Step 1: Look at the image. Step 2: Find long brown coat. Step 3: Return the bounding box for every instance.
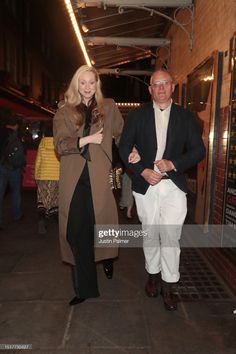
[53,98,124,265]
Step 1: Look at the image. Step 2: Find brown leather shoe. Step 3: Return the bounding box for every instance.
[161,289,178,311]
[145,273,160,297]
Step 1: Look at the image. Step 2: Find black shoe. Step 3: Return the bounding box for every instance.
[160,289,178,311]
[103,259,113,279]
[145,273,160,297]
[69,296,86,306]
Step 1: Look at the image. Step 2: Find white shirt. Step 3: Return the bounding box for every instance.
[153,100,172,173]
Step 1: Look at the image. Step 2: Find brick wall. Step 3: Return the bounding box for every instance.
[168,0,235,107]
[166,0,236,291]
[167,0,235,224]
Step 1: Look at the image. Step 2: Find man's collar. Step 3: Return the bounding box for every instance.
[153,99,172,111]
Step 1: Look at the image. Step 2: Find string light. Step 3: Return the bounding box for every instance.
[203,75,214,81]
[64,0,91,66]
[81,24,89,33]
[116,103,141,107]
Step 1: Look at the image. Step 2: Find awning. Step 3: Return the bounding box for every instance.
[0,89,54,120]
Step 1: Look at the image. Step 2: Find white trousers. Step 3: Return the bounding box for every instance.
[133,180,187,283]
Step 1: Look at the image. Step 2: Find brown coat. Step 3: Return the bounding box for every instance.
[53,98,124,264]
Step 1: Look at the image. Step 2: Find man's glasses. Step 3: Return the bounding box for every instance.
[150,80,173,88]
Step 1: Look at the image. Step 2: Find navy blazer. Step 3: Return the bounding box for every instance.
[119,102,206,194]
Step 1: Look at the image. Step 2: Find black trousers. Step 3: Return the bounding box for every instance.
[67,163,99,299]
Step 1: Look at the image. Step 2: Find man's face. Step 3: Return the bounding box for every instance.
[148,71,175,106]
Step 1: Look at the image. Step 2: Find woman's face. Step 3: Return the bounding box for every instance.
[78,71,97,104]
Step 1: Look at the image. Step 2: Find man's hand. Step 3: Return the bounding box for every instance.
[141,169,162,185]
[154,159,175,173]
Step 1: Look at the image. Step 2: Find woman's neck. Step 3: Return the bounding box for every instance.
[82,96,95,106]
[82,99,89,106]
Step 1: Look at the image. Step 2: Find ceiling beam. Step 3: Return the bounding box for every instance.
[84,36,170,46]
[77,1,192,8]
[94,52,151,67]
[91,47,145,60]
[98,68,152,76]
[84,15,154,34]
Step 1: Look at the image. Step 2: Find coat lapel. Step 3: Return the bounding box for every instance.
[163,103,177,158]
[145,103,157,155]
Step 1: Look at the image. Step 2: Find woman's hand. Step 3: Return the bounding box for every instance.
[80,127,103,147]
[128,146,141,163]
[89,127,104,144]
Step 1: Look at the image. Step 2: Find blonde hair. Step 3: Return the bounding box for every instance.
[64,65,104,125]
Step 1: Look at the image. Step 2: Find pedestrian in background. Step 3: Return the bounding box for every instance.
[119,170,134,219]
[0,115,25,229]
[34,122,60,234]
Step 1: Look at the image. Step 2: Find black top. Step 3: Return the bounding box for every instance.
[77,99,97,161]
[0,127,13,159]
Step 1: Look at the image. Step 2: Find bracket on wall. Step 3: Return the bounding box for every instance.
[117,5,194,50]
[97,68,151,86]
[75,1,195,66]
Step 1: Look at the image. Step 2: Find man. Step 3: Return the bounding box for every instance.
[0,115,24,229]
[119,69,205,311]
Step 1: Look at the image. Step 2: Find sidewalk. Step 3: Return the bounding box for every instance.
[0,190,235,354]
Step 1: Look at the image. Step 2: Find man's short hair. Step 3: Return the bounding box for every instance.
[150,69,175,85]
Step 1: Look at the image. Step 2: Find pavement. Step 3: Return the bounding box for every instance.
[0,189,236,354]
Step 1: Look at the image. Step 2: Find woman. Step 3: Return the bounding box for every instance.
[34,122,60,234]
[53,65,123,305]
